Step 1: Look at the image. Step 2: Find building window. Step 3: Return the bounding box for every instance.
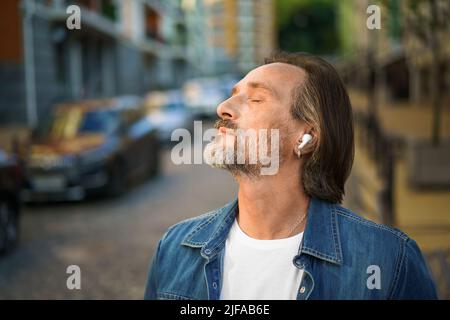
[145,7,161,41]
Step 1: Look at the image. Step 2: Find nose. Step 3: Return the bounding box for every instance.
[217,98,236,120]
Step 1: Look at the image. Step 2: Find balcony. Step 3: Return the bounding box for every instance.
[22,0,119,39]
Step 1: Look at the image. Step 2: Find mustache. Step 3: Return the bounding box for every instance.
[214,119,238,130]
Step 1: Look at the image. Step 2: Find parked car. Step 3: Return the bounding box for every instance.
[144,90,194,144]
[0,148,22,254]
[23,96,160,202]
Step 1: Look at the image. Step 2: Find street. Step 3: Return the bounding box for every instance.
[1,0,448,302]
[0,143,238,299]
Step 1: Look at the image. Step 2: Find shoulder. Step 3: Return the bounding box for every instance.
[331,203,437,298]
[161,209,219,243]
[332,203,409,243]
[157,200,235,249]
[329,203,414,271]
[331,204,437,297]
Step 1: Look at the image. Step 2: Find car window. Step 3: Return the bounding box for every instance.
[78,110,120,135]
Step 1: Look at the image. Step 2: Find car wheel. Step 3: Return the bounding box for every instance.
[0,198,19,254]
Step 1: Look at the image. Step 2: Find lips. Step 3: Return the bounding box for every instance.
[218,127,236,136]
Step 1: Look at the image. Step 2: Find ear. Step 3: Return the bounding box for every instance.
[293,127,318,158]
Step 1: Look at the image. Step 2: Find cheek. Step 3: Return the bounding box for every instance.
[240,110,274,131]
[265,102,292,128]
[271,120,297,152]
[238,101,292,131]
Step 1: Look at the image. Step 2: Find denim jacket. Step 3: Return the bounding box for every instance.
[144,197,438,300]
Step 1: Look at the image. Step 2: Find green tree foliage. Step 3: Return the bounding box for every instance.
[276,0,338,54]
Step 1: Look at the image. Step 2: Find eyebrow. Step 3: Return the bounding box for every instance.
[231,81,279,98]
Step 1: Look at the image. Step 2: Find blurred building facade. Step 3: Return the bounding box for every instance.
[0,0,276,128]
[182,0,276,74]
[338,0,450,104]
[400,0,450,105]
[337,0,450,218]
[338,0,405,101]
[0,0,192,127]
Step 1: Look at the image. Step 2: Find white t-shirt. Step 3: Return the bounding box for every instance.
[220,218,304,300]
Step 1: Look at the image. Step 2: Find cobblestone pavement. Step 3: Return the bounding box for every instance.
[0,146,238,299]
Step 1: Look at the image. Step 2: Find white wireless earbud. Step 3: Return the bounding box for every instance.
[298,133,313,150]
[296,133,313,158]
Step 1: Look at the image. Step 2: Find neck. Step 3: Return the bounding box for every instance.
[236,163,310,240]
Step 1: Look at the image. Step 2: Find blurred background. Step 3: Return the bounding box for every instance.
[0,0,449,299]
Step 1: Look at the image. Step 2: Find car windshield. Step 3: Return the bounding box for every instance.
[40,108,119,140]
[79,110,119,134]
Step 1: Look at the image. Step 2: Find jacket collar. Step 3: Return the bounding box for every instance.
[181,197,343,265]
[300,197,343,265]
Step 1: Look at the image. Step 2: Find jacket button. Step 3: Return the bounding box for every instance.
[212,282,218,289]
[299,286,306,294]
[204,249,211,255]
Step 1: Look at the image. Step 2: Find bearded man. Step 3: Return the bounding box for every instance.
[144,52,437,300]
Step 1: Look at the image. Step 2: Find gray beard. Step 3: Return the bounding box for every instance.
[203,141,271,178]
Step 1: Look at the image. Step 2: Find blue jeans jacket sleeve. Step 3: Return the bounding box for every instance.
[390,238,438,299]
[144,237,163,300]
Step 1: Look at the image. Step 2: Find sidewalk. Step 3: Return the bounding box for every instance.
[349,90,450,141]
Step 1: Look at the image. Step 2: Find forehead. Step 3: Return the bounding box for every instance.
[239,62,306,98]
